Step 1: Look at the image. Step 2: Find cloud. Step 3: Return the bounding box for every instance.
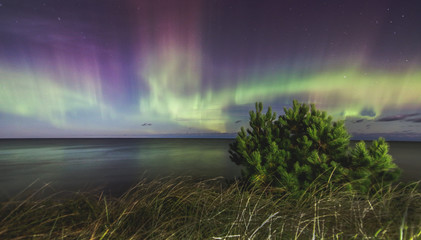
[360,108,376,117]
[350,131,421,141]
[376,113,419,122]
[406,118,421,123]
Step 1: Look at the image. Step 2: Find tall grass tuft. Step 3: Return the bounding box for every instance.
[0,177,420,239]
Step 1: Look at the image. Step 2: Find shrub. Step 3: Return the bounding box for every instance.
[229,100,401,194]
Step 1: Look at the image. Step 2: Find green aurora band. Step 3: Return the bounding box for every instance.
[1,59,421,136]
[137,65,421,133]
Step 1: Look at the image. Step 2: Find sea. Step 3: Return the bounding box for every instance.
[0,138,420,200]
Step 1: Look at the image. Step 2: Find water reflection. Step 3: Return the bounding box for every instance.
[0,139,241,198]
[0,139,420,199]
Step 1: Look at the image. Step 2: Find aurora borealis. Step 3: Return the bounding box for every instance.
[1,0,421,139]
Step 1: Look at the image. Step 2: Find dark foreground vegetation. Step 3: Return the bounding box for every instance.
[0,177,420,239]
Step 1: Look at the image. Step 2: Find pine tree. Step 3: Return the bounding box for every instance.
[229,100,401,194]
[348,138,401,192]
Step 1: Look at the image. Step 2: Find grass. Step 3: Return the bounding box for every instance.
[0,176,420,239]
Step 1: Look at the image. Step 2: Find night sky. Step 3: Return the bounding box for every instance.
[1,0,421,140]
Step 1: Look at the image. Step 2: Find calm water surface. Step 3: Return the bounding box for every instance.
[0,139,420,199]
